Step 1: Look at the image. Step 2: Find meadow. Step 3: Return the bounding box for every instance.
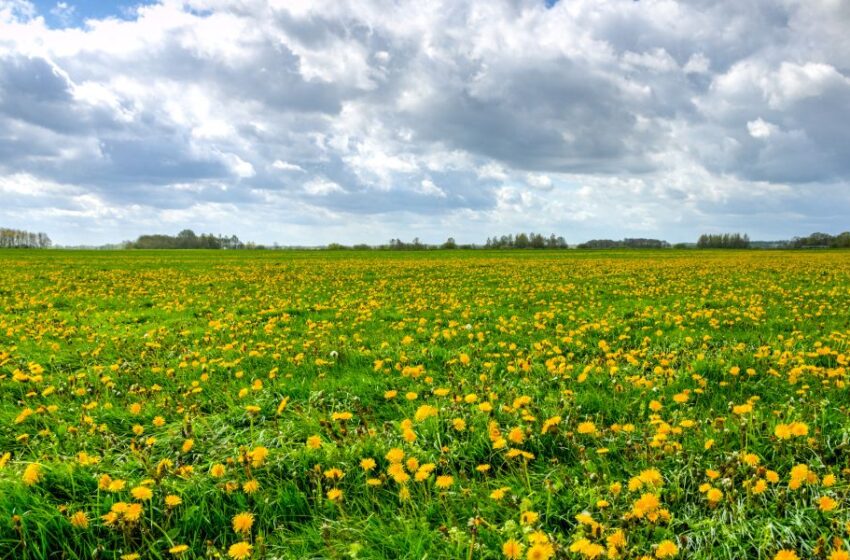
[1,249,849,560]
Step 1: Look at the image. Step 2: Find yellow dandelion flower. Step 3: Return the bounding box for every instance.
[435,475,454,489]
[502,539,523,559]
[131,486,153,501]
[228,541,253,560]
[656,540,678,558]
[22,463,41,486]
[69,511,89,529]
[232,512,254,534]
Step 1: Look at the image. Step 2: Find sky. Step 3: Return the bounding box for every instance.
[1,0,849,246]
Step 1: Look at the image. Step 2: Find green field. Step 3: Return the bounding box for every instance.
[2,249,850,560]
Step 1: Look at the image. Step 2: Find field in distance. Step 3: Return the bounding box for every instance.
[1,249,849,560]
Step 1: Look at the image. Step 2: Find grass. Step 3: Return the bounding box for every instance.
[0,249,849,559]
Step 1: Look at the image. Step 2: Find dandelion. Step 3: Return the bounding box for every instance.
[228,542,253,560]
[165,495,183,508]
[520,511,539,525]
[706,487,723,504]
[22,463,41,486]
[774,551,799,560]
[249,446,268,467]
[181,439,194,453]
[502,539,523,559]
[232,512,254,534]
[435,475,454,489]
[327,488,343,502]
[577,421,597,435]
[386,448,404,463]
[526,542,554,560]
[69,511,89,529]
[656,540,678,558]
[169,544,189,555]
[131,486,153,501]
[819,496,838,512]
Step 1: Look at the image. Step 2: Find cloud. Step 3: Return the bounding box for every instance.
[747,119,776,139]
[0,0,848,245]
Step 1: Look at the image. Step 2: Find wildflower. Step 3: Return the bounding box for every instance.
[360,458,376,471]
[633,493,660,517]
[124,503,143,522]
[541,416,561,434]
[386,448,404,463]
[169,544,189,555]
[706,487,723,504]
[743,453,759,467]
[165,495,183,508]
[577,421,597,435]
[414,405,438,422]
[520,511,539,525]
[228,542,253,560]
[502,539,523,559]
[232,512,254,534]
[327,488,343,502]
[242,479,260,494]
[774,551,799,560]
[526,542,554,560]
[69,511,89,529]
[306,435,322,449]
[249,446,268,467]
[819,496,838,512]
[22,463,41,486]
[435,475,454,489]
[508,427,525,444]
[131,486,153,501]
[656,540,678,558]
[210,464,226,478]
[490,487,509,500]
[775,424,792,439]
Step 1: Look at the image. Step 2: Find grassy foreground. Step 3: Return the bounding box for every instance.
[1,249,850,560]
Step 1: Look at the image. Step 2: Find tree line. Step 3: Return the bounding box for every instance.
[126,230,247,249]
[577,238,669,249]
[789,232,850,248]
[484,233,569,249]
[0,228,52,248]
[696,233,751,249]
[6,227,850,251]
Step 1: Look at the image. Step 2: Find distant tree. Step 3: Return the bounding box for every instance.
[513,233,527,249]
[835,232,850,248]
[0,228,52,248]
[127,231,249,249]
[697,233,750,249]
[529,233,546,249]
[441,237,458,249]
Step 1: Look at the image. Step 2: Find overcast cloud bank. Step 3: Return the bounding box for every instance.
[1,0,849,245]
